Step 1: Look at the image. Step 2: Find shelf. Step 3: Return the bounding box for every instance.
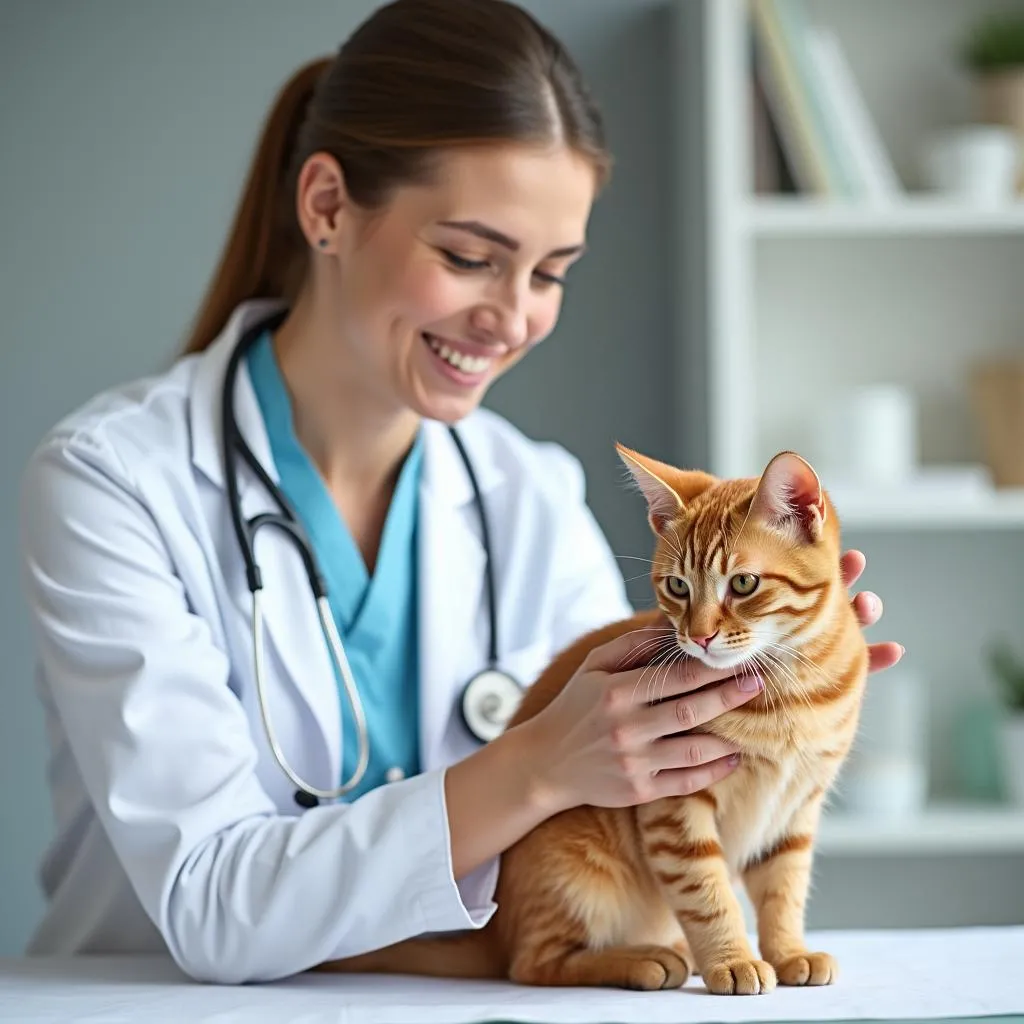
[745,198,1024,238]
[817,802,1024,856]
[828,488,1024,531]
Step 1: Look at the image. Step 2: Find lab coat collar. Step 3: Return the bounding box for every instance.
[189,297,288,495]
[187,298,507,783]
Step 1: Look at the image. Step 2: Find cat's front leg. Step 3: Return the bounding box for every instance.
[638,796,776,996]
[742,791,836,986]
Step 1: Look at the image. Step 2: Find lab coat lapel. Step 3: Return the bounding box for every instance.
[417,420,501,770]
[190,301,341,787]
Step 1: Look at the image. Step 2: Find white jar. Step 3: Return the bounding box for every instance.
[922,125,1021,205]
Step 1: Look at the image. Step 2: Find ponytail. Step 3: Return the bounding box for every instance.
[182,57,331,354]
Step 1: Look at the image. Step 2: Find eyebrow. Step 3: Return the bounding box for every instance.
[437,220,586,258]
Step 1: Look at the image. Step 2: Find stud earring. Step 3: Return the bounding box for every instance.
[317,238,329,249]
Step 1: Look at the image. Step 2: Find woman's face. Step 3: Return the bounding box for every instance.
[318,143,598,424]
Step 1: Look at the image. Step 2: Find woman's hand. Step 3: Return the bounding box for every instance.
[519,629,761,817]
[840,549,904,673]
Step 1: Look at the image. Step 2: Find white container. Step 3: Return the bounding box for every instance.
[839,667,929,818]
[840,759,928,819]
[922,125,1021,205]
[999,715,1024,807]
[822,385,918,484]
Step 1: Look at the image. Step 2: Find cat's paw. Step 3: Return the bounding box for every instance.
[620,944,691,990]
[704,957,777,995]
[774,951,838,986]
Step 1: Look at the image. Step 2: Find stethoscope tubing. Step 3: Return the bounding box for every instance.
[221,313,514,807]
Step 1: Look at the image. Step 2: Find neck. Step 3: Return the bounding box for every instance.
[271,295,421,502]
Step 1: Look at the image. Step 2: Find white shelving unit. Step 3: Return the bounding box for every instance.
[671,0,1024,924]
[819,802,1024,856]
[747,198,1024,237]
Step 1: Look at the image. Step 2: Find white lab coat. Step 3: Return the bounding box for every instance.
[18,299,633,984]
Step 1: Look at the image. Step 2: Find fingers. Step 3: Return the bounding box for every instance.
[614,657,740,707]
[651,733,740,773]
[853,590,882,628]
[867,641,905,674]
[652,753,741,800]
[638,673,764,741]
[839,549,866,589]
[583,619,676,674]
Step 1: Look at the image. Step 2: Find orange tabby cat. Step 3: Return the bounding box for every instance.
[321,445,869,995]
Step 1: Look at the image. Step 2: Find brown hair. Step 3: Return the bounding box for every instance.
[182,0,609,354]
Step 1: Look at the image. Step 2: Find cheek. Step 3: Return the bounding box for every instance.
[398,264,473,324]
[528,293,564,345]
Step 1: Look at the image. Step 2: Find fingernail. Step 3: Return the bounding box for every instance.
[738,673,763,692]
[728,753,741,766]
[866,595,879,614]
[899,645,906,657]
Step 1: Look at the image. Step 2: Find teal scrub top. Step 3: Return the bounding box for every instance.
[246,331,422,801]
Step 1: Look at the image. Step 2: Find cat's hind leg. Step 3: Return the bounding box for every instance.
[503,848,690,990]
[510,942,689,991]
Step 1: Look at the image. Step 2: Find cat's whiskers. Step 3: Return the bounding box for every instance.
[737,637,818,712]
[761,642,834,698]
[753,646,815,715]
[638,641,683,706]
[743,652,781,720]
[626,636,679,705]
[654,645,686,706]
[743,629,838,692]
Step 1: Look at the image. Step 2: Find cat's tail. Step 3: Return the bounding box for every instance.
[313,929,504,980]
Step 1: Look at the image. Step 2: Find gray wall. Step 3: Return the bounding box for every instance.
[0,1,677,954]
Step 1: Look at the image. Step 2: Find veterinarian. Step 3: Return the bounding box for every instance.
[18,0,901,985]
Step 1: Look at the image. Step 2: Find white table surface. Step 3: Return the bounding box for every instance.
[1,927,1022,1024]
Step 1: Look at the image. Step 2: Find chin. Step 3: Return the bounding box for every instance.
[691,648,750,671]
[415,396,483,426]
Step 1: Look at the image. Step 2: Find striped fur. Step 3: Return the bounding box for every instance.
[319,449,868,995]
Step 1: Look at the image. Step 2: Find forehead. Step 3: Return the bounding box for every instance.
[390,143,597,248]
[657,489,764,574]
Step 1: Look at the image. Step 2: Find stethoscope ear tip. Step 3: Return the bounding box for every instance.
[294,789,320,809]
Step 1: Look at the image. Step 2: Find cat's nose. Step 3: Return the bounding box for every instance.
[690,631,719,650]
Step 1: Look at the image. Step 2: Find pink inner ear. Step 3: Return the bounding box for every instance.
[751,452,825,535]
[631,468,681,533]
[616,444,684,534]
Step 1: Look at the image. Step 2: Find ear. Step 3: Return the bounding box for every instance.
[616,443,685,535]
[296,152,349,252]
[748,451,826,542]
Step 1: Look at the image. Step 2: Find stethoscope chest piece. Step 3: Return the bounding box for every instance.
[461,668,524,743]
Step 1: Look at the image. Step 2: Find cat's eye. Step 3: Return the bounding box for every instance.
[665,576,689,599]
[730,573,760,596]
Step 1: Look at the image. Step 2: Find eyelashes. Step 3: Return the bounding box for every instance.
[438,248,566,286]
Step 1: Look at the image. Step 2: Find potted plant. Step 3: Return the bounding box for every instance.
[988,638,1024,805]
[962,15,1024,159]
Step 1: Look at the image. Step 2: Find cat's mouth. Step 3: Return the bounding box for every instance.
[689,648,748,671]
[679,636,759,672]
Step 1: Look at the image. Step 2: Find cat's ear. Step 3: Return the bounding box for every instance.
[748,451,826,542]
[616,443,686,535]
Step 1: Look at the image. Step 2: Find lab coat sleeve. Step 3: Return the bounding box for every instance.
[19,436,495,984]
[546,447,636,650]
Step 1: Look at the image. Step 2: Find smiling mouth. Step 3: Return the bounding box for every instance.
[422,332,495,377]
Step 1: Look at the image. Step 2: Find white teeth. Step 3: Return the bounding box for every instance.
[426,334,492,375]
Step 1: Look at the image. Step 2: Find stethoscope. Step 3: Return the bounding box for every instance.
[222,312,524,808]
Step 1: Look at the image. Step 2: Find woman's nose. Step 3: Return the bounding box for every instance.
[472,290,530,350]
